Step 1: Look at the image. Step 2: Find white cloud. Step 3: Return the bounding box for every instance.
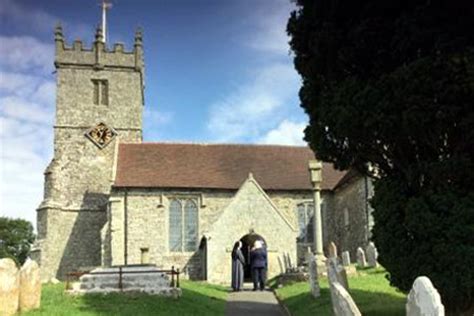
[207,63,300,142]
[144,108,173,126]
[259,120,306,146]
[0,0,57,34]
[244,0,295,56]
[0,36,54,73]
[0,35,55,228]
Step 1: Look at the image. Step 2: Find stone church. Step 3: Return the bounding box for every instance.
[33,26,374,283]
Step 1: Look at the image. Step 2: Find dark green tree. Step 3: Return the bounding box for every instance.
[287,0,474,313]
[0,217,35,266]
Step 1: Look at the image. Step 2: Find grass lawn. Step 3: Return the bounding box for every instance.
[274,267,406,316]
[22,280,228,316]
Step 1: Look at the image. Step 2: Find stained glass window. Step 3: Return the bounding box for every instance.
[169,199,182,252]
[169,198,199,252]
[296,202,315,243]
[184,200,198,251]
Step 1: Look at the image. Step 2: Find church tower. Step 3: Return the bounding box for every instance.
[34,24,144,280]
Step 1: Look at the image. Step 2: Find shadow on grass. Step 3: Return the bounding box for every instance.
[276,283,405,316]
[81,282,227,316]
[23,282,228,316]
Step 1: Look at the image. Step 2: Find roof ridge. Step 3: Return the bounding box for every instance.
[119,141,310,149]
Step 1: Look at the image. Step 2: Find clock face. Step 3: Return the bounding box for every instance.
[85,122,117,149]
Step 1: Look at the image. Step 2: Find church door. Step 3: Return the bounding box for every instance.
[239,232,267,282]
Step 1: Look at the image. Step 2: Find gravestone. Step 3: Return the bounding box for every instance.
[406,276,445,316]
[356,247,367,268]
[19,258,41,312]
[0,258,20,316]
[327,257,348,291]
[328,241,338,258]
[308,256,320,298]
[342,251,351,266]
[330,281,362,316]
[366,242,378,268]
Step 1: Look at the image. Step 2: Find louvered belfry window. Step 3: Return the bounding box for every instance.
[169,198,199,252]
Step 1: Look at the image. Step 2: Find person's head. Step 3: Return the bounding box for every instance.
[253,240,263,249]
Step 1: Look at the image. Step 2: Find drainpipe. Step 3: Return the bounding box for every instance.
[124,189,128,265]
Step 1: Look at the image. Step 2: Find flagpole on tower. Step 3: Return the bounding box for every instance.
[100,0,112,43]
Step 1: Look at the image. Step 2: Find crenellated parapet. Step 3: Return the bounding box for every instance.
[54,24,144,74]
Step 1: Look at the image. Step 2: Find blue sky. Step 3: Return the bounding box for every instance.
[0,0,307,226]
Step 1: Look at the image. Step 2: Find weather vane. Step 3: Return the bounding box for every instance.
[100,0,112,43]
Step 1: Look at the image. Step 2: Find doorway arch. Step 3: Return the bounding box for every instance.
[239,232,266,281]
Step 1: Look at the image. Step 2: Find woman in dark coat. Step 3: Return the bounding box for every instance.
[231,241,245,291]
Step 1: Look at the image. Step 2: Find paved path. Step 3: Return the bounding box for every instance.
[225,284,286,316]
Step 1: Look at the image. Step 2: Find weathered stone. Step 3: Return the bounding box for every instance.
[366,242,378,268]
[356,247,367,268]
[328,241,338,258]
[406,276,445,316]
[19,259,41,312]
[71,265,181,297]
[330,281,362,316]
[327,257,348,291]
[34,22,375,285]
[0,258,20,316]
[342,251,351,266]
[308,256,320,298]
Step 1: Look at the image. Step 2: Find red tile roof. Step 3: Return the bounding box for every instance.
[114,143,347,191]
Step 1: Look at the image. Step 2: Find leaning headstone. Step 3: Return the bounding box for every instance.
[308,256,320,298]
[330,281,362,316]
[0,258,20,316]
[406,276,445,316]
[327,257,349,291]
[356,247,367,268]
[366,242,378,268]
[328,241,338,258]
[19,258,41,312]
[342,251,351,266]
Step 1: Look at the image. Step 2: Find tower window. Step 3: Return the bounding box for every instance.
[92,79,109,105]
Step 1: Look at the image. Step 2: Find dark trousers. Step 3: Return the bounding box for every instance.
[252,267,266,290]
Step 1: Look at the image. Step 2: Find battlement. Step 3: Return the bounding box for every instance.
[54,24,144,72]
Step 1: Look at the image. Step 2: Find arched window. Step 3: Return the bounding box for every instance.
[296,202,314,243]
[184,200,198,251]
[169,198,199,252]
[169,199,182,252]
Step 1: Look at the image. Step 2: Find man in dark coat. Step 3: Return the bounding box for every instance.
[250,240,267,291]
[231,241,245,291]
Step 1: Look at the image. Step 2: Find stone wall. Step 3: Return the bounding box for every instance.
[105,182,314,283]
[35,27,144,281]
[329,176,372,258]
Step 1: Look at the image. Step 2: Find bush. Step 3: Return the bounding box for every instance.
[372,178,474,313]
[0,217,35,265]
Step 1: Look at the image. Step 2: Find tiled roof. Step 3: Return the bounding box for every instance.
[114,143,347,191]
